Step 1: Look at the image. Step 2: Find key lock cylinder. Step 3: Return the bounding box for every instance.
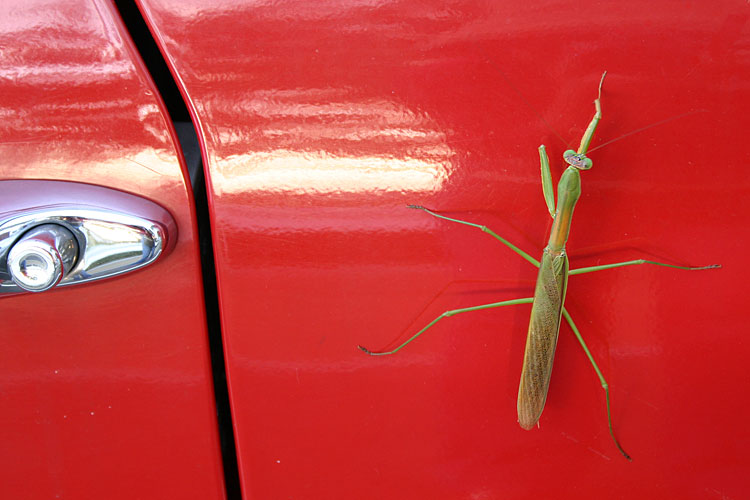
[7,224,80,292]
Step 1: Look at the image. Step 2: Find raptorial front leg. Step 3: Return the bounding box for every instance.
[407,205,540,268]
[569,259,720,276]
[561,308,631,461]
[538,145,556,219]
[358,297,534,356]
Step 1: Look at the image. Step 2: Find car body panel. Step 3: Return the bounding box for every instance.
[139,0,749,498]
[8,0,748,498]
[0,1,225,498]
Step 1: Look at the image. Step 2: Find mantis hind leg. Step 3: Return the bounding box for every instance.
[359,297,534,355]
[561,308,631,461]
[407,205,540,268]
[569,259,720,275]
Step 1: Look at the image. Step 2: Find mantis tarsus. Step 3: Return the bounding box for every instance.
[358,72,720,461]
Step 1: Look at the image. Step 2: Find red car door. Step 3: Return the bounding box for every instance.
[5,0,750,498]
[0,1,225,498]
[136,1,750,498]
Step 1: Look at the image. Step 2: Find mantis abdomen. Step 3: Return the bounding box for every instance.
[517,249,569,429]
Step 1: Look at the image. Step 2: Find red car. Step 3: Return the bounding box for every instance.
[2,1,747,498]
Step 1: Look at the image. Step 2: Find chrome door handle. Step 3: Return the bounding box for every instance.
[0,180,176,295]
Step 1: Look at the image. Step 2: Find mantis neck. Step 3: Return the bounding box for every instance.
[547,167,582,254]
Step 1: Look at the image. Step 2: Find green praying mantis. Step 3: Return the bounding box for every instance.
[359,72,720,460]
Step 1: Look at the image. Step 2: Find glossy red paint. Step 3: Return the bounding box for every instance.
[0,1,225,498]
[140,1,749,498]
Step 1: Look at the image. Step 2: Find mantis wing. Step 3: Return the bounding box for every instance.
[517,250,569,429]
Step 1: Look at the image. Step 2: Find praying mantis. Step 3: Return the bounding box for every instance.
[358,72,720,460]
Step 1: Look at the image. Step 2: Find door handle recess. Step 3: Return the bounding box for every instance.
[0,180,177,295]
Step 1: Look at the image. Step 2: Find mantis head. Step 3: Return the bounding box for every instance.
[563,149,593,170]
